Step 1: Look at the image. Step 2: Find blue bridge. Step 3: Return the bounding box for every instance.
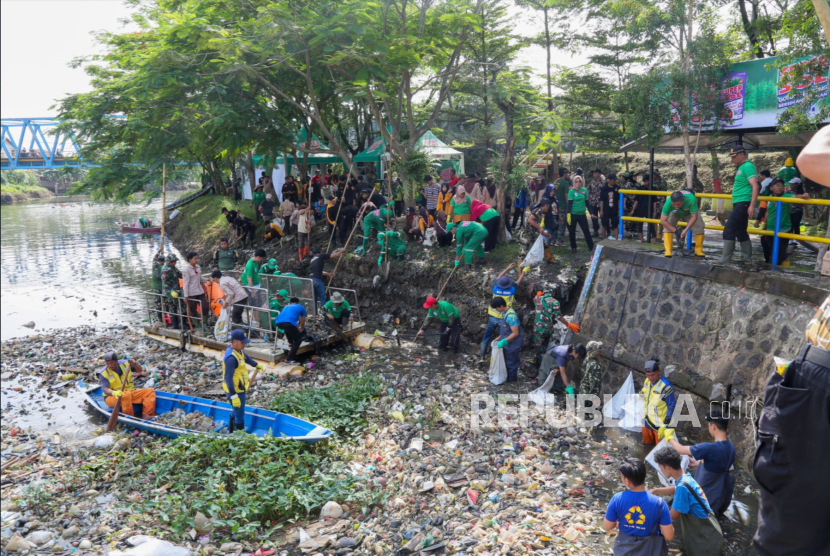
[2,117,82,170]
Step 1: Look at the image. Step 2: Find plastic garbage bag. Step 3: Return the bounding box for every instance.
[520,235,546,267]
[489,341,507,385]
[602,371,643,432]
[505,228,513,241]
[528,370,556,406]
[214,308,230,342]
[423,227,436,247]
[645,439,690,486]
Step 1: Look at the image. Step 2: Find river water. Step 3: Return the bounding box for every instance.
[0,193,185,342]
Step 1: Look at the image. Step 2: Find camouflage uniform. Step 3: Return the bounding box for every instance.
[531,293,561,363]
[161,259,182,323]
[580,341,604,396]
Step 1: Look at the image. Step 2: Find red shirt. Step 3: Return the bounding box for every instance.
[448,176,459,188]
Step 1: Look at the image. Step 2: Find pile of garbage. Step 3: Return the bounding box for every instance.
[1,325,759,556]
[153,409,218,432]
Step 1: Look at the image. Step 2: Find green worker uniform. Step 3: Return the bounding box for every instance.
[323,299,351,319]
[379,231,407,260]
[479,207,499,222]
[661,190,704,234]
[777,165,797,184]
[455,221,488,265]
[427,301,460,323]
[732,160,758,204]
[361,208,388,251]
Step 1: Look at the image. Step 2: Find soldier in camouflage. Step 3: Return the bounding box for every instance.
[580,341,604,397]
[530,291,580,366]
[161,254,183,329]
[151,253,165,323]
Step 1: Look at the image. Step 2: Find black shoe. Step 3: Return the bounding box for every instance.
[572,248,577,254]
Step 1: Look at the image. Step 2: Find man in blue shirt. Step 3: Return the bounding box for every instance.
[653,446,723,556]
[222,330,263,433]
[603,457,674,553]
[669,408,736,517]
[274,297,307,363]
[479,264,525,363]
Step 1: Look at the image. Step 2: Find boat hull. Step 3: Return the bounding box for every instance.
[121,226,161,233]
[77,381,332,442]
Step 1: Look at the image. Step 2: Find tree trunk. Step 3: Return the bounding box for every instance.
[496,100,515,241]
[544,7,553,112]
[682,0,695,191]
[737,0,764,59]
[245,153,257,200]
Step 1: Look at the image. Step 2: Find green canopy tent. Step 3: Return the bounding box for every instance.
[274,129,344,172]
[353,130,465,181]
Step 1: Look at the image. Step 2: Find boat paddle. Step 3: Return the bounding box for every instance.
[105,391,124,433]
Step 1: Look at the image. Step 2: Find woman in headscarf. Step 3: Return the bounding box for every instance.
[447,187,472,224]
[580,341,604,396]
[471,200,501,253]
[481,176,498,207]
[434,210,452,247]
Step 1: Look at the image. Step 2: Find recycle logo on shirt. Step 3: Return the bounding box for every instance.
[625,506,647,525]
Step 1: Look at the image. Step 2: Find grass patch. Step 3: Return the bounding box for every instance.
[168,194,257,253]
[269,374,383,436]
[115,435,370,538]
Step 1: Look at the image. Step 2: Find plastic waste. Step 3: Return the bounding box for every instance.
[214,308,230,342]
[602,371,643,432]
[645,439,690,486]
[520,235,546,267]
[488,341,507,385]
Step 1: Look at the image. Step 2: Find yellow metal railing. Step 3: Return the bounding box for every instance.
[614,190,830,265]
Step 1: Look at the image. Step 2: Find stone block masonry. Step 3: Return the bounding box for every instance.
[574,245,828,466]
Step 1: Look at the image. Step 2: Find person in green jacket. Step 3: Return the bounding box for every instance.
[777,157,797,183]
[719,145,760,264]
[357,205,390,255]
[252,183,266,221]
[416,296,462,353]
[259,258,280,275]
[213,239,239,271]
[449,220,488,267]
[566,175,594,253]
[478,205,501,252]
[660,190,704,258]
[377,231,407,265]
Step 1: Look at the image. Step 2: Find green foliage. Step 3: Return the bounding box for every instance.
[269,374,382,436]
[743,77,779,112]
[120,435,369,537]
[1,170,37,187]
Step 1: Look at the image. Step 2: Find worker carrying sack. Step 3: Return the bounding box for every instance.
[676,482,724,556]
[214,308,230,342]
[489,341,507,385]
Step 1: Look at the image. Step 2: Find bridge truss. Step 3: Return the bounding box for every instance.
[1,117,82,170]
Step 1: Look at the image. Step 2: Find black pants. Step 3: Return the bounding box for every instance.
[761,233,790,264]
[510,206,525,230]
[340,216,356,244]
[724,201,750,242]
[278,322,304,362]
[482,216,500,252]
[327,222,337,245]
[790,210,803,237]
[436,231,452,247]
[239,227,255,248]
[231,297,247,324]
[437,319,462,352]
[394,200,404,217]
[328,309,351,325]
[568,214,594,251]
[587,203,600,233]
[753,343,830,556]
[601,212,619,234]
[186,294,210,325]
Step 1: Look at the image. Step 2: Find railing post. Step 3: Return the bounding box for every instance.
[772,199,782,267]
[618,192,624,240]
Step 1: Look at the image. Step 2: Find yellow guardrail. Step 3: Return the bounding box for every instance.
[614,190,830,264]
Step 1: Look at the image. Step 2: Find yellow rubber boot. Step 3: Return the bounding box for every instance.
[663,233,673,257]
[694,234,705,257]
[781,260,791,267]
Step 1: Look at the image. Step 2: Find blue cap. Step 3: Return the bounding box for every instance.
[230,329,250,344]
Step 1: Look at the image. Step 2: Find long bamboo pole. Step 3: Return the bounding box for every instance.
[325,204,369,293]
[160,163,167,255]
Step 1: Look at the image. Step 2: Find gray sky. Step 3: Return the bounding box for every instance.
[0,0,586,119]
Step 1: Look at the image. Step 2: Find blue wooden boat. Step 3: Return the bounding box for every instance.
[77,381,333,443]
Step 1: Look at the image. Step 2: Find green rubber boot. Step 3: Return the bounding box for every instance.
[718,240,736,263]
[738,241,753,264]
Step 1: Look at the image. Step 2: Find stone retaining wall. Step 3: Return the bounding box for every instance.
[574,246,827,467]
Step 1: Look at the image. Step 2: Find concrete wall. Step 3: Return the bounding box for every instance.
[575,246,828,467]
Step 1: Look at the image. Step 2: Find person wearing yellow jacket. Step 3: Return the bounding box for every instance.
[222,329,264,433]
[641,359,677,445]
[98,351,156,419]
